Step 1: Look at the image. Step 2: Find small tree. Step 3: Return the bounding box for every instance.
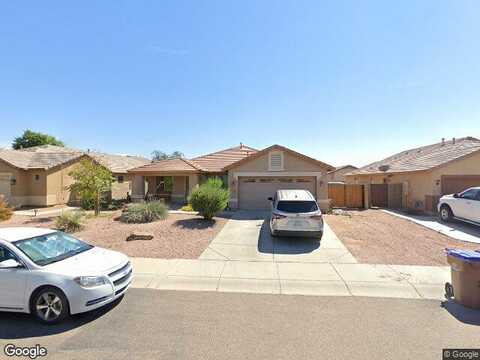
[151,150,184,161]
[0,196,13,222]
[68,159,114,216]
[190,178,229,220]
[13,129,64,149]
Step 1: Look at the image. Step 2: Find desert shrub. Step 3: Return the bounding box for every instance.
[119,201,168,223]
[0,197,13,222]
[180,204,194,212]
[189,178,229,220]
[102,198,127,211]
[55,211,85,233]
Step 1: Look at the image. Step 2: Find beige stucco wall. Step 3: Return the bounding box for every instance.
[346,172,433,210]
[227,150,330,209]
[346,151,480,211]
[45,160,82,206]
[430,151,480,195]
[111,173,134,200]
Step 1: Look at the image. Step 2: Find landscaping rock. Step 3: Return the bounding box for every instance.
[126,232,154,241]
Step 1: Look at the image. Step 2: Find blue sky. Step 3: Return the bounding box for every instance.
[0,1,479,167]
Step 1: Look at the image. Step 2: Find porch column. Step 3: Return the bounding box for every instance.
[131,175,147,201]
[187,174,199,198]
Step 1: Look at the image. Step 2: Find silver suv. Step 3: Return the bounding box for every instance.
[268,189,323,239]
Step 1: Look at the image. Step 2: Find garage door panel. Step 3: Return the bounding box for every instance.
[441,175,480,195]
[238,177,316,210]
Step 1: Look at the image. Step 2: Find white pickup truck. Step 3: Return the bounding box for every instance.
[438,187,480,225]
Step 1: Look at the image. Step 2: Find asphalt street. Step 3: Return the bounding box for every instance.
[1,289,480,360]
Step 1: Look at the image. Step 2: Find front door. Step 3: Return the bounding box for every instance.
[0,246,28,310]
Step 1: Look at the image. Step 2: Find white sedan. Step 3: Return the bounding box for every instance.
[0,227,132,324]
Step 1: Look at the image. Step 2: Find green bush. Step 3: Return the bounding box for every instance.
[119,201,168,223]
[55,211,85,233]
[80,195,96,210]
[190,178,229,220]
[0,198,13,222]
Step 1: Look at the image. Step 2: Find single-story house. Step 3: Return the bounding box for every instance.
[325,165,358,183]
[129,144,335,210]
[345,137,480,212]
[0,145,149,207]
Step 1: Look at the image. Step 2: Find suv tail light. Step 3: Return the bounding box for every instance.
[272,213,286,219]
[310,215,323,220]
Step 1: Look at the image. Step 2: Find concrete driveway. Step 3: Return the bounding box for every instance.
[383,209,480,244]
[200,210,357,263]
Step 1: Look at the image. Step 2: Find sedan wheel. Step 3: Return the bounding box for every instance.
[440,207,452,222]
[32,288,69,324]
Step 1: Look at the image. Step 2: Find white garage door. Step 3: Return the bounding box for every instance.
[0,174,11,203]
[238,177,316,210]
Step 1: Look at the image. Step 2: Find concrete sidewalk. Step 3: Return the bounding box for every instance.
[130,257,450,300]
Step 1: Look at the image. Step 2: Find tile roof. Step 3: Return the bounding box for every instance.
[191,145,258,172]
[0,145,149,172]
[128,158,200,173]
[0,149,84,170]
[88,153,150,173]
[223,144,335,171]
[349,137,480,175]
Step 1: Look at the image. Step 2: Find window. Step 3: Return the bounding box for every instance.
[269,151,284,171]
[460,188,480,201]
[117,175,125,183]
[0,246,18,263]
[276,201,318,213]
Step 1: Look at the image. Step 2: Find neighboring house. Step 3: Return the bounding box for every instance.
[326,165,358,183]
[129,144,335,210]
[345,137,480,212]
[0,145,149,207]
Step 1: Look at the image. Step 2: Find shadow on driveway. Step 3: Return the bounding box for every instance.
[441,299,480,326]
[0,296,123,340]
[258,219,320,255]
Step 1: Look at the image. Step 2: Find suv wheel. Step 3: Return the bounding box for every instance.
[31,287,69,324]
[439,205,453,222]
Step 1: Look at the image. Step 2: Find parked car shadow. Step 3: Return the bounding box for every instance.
[173,218,217,229]
[441,299,480,326]
[0,296,123,340]
[258,220,320,254]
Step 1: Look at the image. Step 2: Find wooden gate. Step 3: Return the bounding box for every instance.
[328,183,364,208]
[387,183,403,208]
[328,183,346,207]
[345,184,364,208]
[370,184,388,208]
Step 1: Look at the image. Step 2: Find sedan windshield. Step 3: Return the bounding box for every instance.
[276,201,318,213]
[13,232,93,266]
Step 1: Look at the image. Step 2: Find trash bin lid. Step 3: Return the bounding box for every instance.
[447,249,480,262]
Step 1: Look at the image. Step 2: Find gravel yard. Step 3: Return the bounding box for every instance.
[325,209,479,266]
[0,212,229,259]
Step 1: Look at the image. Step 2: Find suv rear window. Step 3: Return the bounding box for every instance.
[276,201,318,213]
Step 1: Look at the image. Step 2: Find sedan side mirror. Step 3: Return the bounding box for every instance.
[453,193,459,198]
[267,197,273,201]
[0,259,22,269]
